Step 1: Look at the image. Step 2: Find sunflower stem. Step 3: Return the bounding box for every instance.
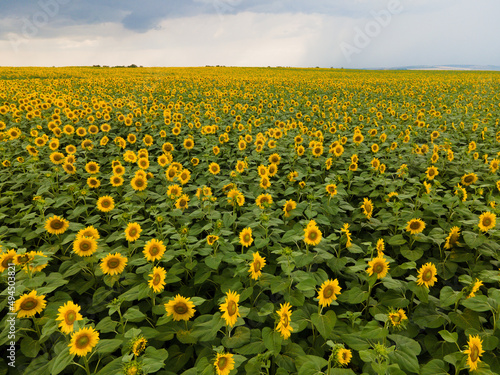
[83,355,91,375]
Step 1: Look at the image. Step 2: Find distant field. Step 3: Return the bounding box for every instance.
[1,67,500,374]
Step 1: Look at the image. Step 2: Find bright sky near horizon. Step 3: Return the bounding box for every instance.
[1,0,499,69]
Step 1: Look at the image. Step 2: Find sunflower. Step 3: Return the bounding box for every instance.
[406,218,425,235]
[14,290,46,318]
[239,227,253,247]
[425,166,438,180]
[87,177,101,189]
[69,326,100,356]
[100,253,127,275]
[183,138,194,150]
[96,195,115,212]
[110,175,124,187]
[464,335,484,371]
[49,152,65,165]
[443,226,460,249]
[304,222,322,246]
[214,352,235,375]
[165,295,196,321]
[249,252,266,280]
[337,348,352,366]
[56,301,83,334]
[468,279,483,299]
[366,256,389,279]
[257,165,268,177]
[130,336,147,357]
[148,266,166,293]
[209,162,220,175]
[255,194,273,209]
[0,249,17,272]
[73,237,98,257]
[478,212,496,232]
[461,173,478,186]
[388,309,408,327]
[63,162,76,174]
[45,215,70,235]
[137,157,150,170]
[125,222,142,242]
[207,235,219,246]
[131,175,148,191]
[178,169,191,185]
[416,262,437,288]
[259,176,271,189]
[376,238,385,256]
[85,161,100,174]
[267,163,278,177]
[175,194,190,210]
[220,290,240,327]
[276,302,293,339]
[361,198,374,219]
[326,184,337,197]
[143,239,166,262]
[113,164,125,176]
[283,199,297,217]
[269,153,281,165]
[317,279,341,307]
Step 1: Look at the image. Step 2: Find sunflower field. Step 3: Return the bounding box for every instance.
[1,66,500,375]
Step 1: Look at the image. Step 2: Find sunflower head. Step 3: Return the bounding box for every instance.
[249,252,266,280]
[165,295,196,321]
[14,290,46,318]
[220,290,240,327]
[45,215,70,235]
[100,253,127,275]
[125,222,142,242]
[214,352,235,375]
[239,227,253,248]
[366,256,389,279]
[478,212,496,232]
[417,262,437,288]
[464,335,484,371]
[69,326,100,356]
[406,218,426,235]
[57,301,83,334]
[148,266,166,293]
[317,279,341,307]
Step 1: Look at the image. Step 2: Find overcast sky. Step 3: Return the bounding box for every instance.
[0,0,499,68]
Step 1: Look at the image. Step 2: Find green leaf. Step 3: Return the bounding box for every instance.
[388,234,406,246]
[142,346,169,374]
[20,336,41,358]
[462,295,497,312]
[296,355,328,375]
[449,310,481,331]
[262,326,282,354]
[387,334,421,374]
[50,347,73,375]
[311,310,337,340]
[440,286,462,307]
[420,359,450,375]
[123,306,146,321]
[222,326,251,349]
[438,330,458,343]
[96,339,122,355]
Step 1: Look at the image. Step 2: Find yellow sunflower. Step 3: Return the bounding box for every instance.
[100,253,127,275]
[148,266,166,293]
[96,196,115,212]
[143,239,166,262]
[388,309,408,327]
[131,336,148,357]
[131,175,148,191]
[165,295,196,321]
[425,166,438,180]
[85,161,100,174]
[326,184,337,197]
[220,290,241,327]
[239,227,253,248]
[214,352,235,375]
[416,262,437,288]
[124,222,142,242]
[56,301,83,334]
[478,212,496,232]
[443,226,460,249]
[209,162,221,175]
[175,194,190,210]
[468,279,483,299]
[76,226,100,240]
[14,290,46,318]
[0,249,17,272]
[406,218,426,235]
[255,193,273,209]
[283,200,297,218]
[69,326,100,356]
[464,335,484,371]
[248,252,266,280]
[337,348,352,366]
[45,215,70,235]
[167,184,183,198]
[366,256,389,279]
[73,237,98,257]
[304,222,322,246]
[207,235,219,246]
[361,198,374,219]
[276,302,293,339]
[376,238,385,256]
[110,175,124,187]
[317,279,341,307]
[461,173,478,186]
